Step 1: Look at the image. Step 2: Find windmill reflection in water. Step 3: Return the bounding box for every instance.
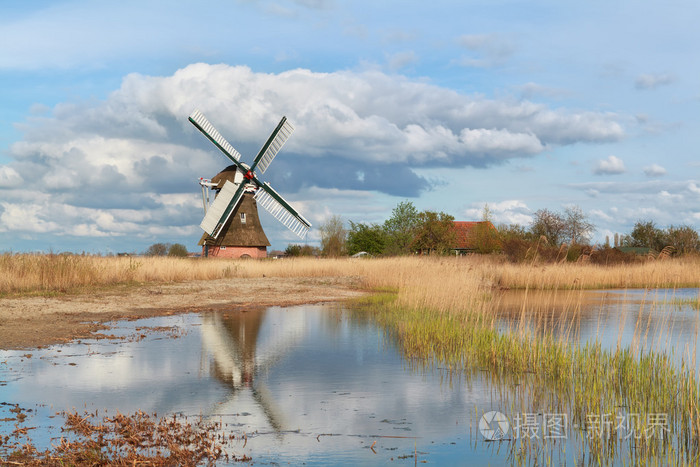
[200,309,306,433]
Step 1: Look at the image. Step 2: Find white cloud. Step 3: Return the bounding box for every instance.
[643,164,666,177]
[455,34,515,68]
[590,209,613,222]
[657,190,683,202]
[687,182,700,195]
[0,64,627,248]
[0,166,23,188]
[571,180,700,196]
[463,200,532,225]
[517,82,571,100]
[635,73,675,90]
[0,201,167,237]
[569,180,700,230]
[0,202,60,234]
[386,50,418,70]
[594,155,626,175]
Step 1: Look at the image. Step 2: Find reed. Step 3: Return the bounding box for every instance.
[4,254,699,297]
[351,258,700,465]
[358,295,700,463]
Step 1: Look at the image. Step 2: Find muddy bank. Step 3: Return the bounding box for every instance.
[0,276,364,349]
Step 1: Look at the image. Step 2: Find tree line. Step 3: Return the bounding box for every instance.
[499,211,699,261]
[287,201,700,262]
[144,242,189,257]
[286,201,457,257]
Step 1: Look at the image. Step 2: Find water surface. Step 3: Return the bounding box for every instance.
[1,304,499,465]
[2,289,698,465]
[495,287,700,365]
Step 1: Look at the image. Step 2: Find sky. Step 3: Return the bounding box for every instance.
[0,0,698,254]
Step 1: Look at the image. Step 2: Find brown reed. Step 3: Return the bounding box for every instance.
[2,253,699,297]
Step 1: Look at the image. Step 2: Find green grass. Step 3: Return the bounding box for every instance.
[356,293,700,465]
[668,297,700,310]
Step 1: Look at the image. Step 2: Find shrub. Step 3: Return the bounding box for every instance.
[589,247,641,265]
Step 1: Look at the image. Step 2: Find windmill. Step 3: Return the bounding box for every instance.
[189,110,311,258]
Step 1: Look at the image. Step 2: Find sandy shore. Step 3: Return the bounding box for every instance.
[0,276,364,350]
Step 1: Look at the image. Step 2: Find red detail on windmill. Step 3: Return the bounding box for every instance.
[244,170,254,180]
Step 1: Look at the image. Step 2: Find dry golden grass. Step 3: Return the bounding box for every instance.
[2,253,699,304]
[487,257,700,290]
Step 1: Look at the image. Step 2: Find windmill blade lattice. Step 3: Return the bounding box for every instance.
[255,183,310,239]
[189,110,243,163]
[251,117,295,174]
[200,180,246,239]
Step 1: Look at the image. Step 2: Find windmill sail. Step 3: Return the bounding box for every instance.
[190,109,311,243]
[189,110,243,163]
[254,182,310,239]
[251,117,294,174]
[200,180,246,239]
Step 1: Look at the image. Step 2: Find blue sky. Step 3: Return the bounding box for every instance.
[1,0,698,254]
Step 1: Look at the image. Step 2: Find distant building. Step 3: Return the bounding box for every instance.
[268,250,287,259]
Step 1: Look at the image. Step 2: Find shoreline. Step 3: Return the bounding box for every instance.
[0,276,364,350]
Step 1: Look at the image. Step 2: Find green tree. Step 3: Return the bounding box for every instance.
[563,205,595,245]
[319,215,347,257]
[145,243,168,256]
[347,221,386,256]
[285,244,319,256]
[412,211,456,255]
[530,209,566,246]
[665,225,700,255]
[497,223,531,241]
[624,220,665,251]
[167,243,189,257]
[285,244,303,256]
[383,201,420,255]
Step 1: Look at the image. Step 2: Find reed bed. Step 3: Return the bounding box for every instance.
[3,253,699,297]
[487,257,700,290]
[350,258,700,465]
[0,254,356,295]
[356,300,700,464]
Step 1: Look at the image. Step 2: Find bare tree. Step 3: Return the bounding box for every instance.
[319,215,347,257]
[563,205,595,245]
[145,243,169,256]
[530,209,566,245]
